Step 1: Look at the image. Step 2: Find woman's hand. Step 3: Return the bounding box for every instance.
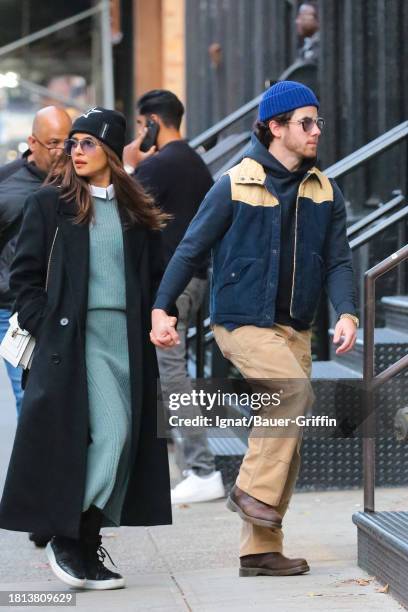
[150,308,180,349]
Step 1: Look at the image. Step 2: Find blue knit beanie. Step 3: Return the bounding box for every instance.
[259,81,319,121]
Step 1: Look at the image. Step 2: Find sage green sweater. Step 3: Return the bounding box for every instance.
[82,195,131,526]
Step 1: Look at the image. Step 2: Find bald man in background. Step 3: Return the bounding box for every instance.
[0,106,71,251]
[0,105,71,547]
[0,104,71,408]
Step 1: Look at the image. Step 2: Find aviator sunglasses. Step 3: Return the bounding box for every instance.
[64,137,102,156]
[285,116,325,132]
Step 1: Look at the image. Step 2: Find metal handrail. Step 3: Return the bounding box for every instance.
[363,243,408,512]
[213,142,251,181]
[347,193,405,239]
[189,94,263,150]
[324,121,408,179]
[349,206,408,250]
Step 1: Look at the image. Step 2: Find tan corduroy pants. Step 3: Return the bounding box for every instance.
[213,323,313,556]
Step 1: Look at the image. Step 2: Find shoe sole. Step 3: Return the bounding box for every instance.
[85,578,125,590]
[226,497,282,529]
[46,543,86,588]
[239,564,310,577]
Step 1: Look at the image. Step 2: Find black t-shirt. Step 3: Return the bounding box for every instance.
[134,140,214,277]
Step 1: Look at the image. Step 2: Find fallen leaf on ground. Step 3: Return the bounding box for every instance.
[337,577,374,586]
[376,584,389,593]
[356,578,372,586]
[308,593,323,597]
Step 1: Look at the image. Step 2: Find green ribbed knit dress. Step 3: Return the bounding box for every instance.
[82,191,131,526]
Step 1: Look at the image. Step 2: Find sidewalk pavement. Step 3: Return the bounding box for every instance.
[0,362,406,611]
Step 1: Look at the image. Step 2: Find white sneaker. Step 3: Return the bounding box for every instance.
[171,470,225,504]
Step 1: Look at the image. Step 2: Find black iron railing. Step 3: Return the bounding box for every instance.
[362,243,408,512]
[347,192,404,240]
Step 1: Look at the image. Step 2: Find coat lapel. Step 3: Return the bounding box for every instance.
[57,196,89,336]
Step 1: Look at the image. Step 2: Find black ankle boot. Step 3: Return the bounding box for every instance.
[46,536,86,588]
[80,506,125,590]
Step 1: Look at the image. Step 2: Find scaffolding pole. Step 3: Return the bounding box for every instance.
[100,0,115,108]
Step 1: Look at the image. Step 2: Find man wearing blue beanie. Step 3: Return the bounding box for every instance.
[151,80,358,576]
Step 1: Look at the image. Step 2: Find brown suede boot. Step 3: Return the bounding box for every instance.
[226,485,282,528]
[240,552,310,576]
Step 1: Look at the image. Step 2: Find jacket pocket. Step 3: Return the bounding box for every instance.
[215,257,263,316]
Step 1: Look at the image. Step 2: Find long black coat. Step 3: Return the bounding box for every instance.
[0,186,172,538]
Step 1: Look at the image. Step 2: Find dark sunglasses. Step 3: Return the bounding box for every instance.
[63,137,101,156]
[286,117,325,132]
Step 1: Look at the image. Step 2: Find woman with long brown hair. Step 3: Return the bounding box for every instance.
[0,108,175,590]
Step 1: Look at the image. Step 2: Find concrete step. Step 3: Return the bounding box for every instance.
[312,360,361,379]
[381,295,408,331]
[353,511,408,608]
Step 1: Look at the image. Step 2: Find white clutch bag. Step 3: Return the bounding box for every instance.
[0,226,59,370]
[0,312,36,369]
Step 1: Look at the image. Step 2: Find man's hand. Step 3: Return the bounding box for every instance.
[123,127,156,169]
[333,317,357,355]
[150,308,180,349]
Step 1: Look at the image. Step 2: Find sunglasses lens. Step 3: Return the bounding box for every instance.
[82,139,97,154]
[317,118,325,130]
[302,118,314,132]
[64,139,75,155]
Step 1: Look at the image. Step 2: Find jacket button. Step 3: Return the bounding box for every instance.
[51,353,61,365]
[60,317,69,326]
[231,272,236,277]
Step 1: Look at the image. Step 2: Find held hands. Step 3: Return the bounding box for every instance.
[150,309,180,349]
[333,317,357,355]
[123,127,156,169]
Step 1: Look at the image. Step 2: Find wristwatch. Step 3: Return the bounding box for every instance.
[339,313,359,327]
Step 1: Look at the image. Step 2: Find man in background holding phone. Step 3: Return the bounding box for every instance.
[123,89,225,504]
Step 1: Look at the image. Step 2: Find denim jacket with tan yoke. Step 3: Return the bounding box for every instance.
[154,151,357,329]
